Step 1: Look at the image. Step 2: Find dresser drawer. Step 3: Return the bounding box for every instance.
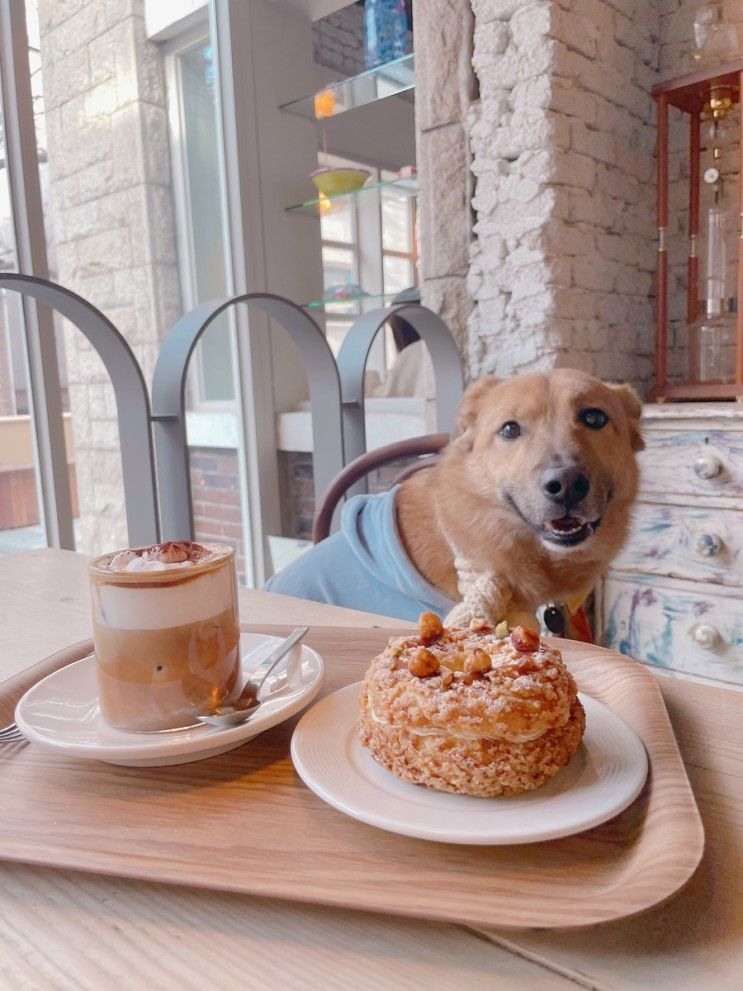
[638,429,743,500]
[600,574,743,684]
[614,502,743,586]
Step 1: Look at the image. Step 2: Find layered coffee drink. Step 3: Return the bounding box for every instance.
[89,541,240,731]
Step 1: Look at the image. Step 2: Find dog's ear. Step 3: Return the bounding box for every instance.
[607,383,644,452]
[456,376,500,433]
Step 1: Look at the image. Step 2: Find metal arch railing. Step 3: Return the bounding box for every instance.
[335,303,465,482]
[0,273,159,547]
[0,277,463,550]
[151,292,344,541]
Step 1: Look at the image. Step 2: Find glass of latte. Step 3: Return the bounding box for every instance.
[89,541,241,732]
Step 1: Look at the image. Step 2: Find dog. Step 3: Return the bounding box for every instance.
[265,369,644,629]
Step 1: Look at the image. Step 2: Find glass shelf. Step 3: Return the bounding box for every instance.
[286,175,417,216]
[280,53,415,120]
[304,289,421,314]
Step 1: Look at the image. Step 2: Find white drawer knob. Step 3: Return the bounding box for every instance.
[695,532,724,556]
[693,453,723,480]
[691,624,721,650]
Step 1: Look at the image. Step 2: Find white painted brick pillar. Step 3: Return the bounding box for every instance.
[415,0,661,392]
[413,0,476,352]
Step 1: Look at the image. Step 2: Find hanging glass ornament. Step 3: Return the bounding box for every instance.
[693,1,743,65]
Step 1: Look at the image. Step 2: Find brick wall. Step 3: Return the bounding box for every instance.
[278,450,427,541]
[313,3,366,76]
[0,463,78,530]
[189,447,246,583]
[279,451,315,541]
[191,448,321,554]
[313,3,413,77]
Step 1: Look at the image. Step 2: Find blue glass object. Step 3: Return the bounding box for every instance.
[364,0,410,70]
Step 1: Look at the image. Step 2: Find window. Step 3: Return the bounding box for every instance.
[317,152,361,355]
[0,0,74,554]
[381,168,417,297]
[317,154,419,369]
[166,35,234,408]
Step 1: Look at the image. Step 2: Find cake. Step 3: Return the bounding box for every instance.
[358,613,585,797]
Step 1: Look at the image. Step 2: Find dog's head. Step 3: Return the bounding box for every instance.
[453,369,643,553]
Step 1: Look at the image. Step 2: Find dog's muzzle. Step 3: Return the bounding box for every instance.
[507,494,604,548]
[542,513,602,547]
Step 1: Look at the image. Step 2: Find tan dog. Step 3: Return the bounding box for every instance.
[396,369,644,630]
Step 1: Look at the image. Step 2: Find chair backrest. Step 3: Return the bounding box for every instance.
[312,433,450,543]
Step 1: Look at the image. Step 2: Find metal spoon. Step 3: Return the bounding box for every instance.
[197,626,308,729]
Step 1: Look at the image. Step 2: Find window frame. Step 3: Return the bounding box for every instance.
[163,25,236,414]
[0,0,74,548]
[316,150,362,353]
[316,153,419,374]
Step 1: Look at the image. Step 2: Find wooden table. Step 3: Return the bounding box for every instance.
[1,550,741,990]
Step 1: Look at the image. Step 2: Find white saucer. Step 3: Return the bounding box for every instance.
[16,633,324,767]
[291,684,648,845]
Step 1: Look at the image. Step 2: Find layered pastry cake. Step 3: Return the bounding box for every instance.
[359,613,585,796]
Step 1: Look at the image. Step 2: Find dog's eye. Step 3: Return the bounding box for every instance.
[579,408,609,430]
[498,421,521,440]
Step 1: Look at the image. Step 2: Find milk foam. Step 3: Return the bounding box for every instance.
[94,563,234,630]
[108,541,219,573]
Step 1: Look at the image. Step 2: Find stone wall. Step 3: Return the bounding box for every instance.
[413,0,476,351]
[415,0,662,393]
[540,0,659,387]
[38,0,182,554]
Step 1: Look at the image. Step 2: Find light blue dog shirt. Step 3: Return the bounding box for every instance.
[264,487,457,622]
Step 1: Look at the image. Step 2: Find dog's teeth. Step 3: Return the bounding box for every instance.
[546,518,587,536]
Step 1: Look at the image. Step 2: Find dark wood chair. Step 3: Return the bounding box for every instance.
[312,433,450,543]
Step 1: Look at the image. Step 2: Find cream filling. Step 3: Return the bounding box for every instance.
[369,704,548,744]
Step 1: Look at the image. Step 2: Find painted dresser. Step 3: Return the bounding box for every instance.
[597,403,743,686]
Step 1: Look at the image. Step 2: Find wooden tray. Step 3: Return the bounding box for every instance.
[0,626,704,930]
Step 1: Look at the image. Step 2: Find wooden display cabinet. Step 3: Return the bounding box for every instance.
[652,60,743,401]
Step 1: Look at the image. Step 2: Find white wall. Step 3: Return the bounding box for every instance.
[308,0,355,20]
[245,0,325,411]
[145,0,208,40]
[145,0,351,39]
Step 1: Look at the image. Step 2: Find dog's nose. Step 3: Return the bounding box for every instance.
[540,466,591,506]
